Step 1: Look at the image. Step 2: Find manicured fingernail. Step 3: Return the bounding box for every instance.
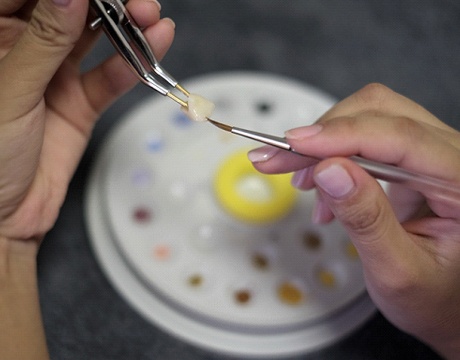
[312,196,327,224]
[285,124,323,140]
[291,168,309,189]
[247,146,280,163]
[314,164,355,199]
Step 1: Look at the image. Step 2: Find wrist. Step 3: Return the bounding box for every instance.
[0,236,49,360]
[0,236,38,285]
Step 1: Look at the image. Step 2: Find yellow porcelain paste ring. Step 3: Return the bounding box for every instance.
[213,149,298,224]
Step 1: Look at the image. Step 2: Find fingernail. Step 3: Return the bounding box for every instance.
[247,146,280,163]
[285,124,323,140]
[314,164,355,199]
[151,0,162,10]
[291,168,309,189]
[312,196,327,224]
[163,17,176,29]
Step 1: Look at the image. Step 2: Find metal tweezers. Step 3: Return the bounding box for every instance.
[88,0,460,203]
[89,0,189,107]
[208,119,460,203]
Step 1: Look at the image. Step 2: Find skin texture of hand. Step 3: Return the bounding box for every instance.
[0,0,174,240]
[249,84,460,359]
[0,0,174,358]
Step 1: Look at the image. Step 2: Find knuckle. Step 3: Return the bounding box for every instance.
[28,11,70,49]
[397,116,425,139]
[372,261,420,298]
[391,116,427,151]
[355,83,393,110]
[341,196,389,240]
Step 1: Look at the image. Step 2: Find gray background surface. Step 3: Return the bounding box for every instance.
[38,0,460,358]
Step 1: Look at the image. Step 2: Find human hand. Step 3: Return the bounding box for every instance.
[0,1,174,358]
[0,0,174,244]
[248,84,460,359]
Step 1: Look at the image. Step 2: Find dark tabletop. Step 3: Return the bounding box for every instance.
[37,0,460,359]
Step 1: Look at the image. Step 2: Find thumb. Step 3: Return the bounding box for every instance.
[0,0,88,116]
[313,158,413,272]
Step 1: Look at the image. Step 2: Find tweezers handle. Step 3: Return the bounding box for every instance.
[89,0,172,95]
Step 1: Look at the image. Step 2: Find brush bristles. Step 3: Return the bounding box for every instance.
[207,118,233,132]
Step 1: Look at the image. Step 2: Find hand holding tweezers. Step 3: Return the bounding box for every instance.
[208,119,460,204]
[89,0,189,107]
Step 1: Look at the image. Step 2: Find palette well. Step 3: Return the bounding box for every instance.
[85,72,375,358]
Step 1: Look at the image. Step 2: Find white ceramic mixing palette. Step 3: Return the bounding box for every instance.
[85,72,376,358]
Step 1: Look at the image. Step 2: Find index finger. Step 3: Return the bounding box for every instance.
[1,0,35,18]
[0,0,23,14]
[319,83,454,131]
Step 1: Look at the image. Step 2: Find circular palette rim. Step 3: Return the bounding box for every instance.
[84,71,376,357]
